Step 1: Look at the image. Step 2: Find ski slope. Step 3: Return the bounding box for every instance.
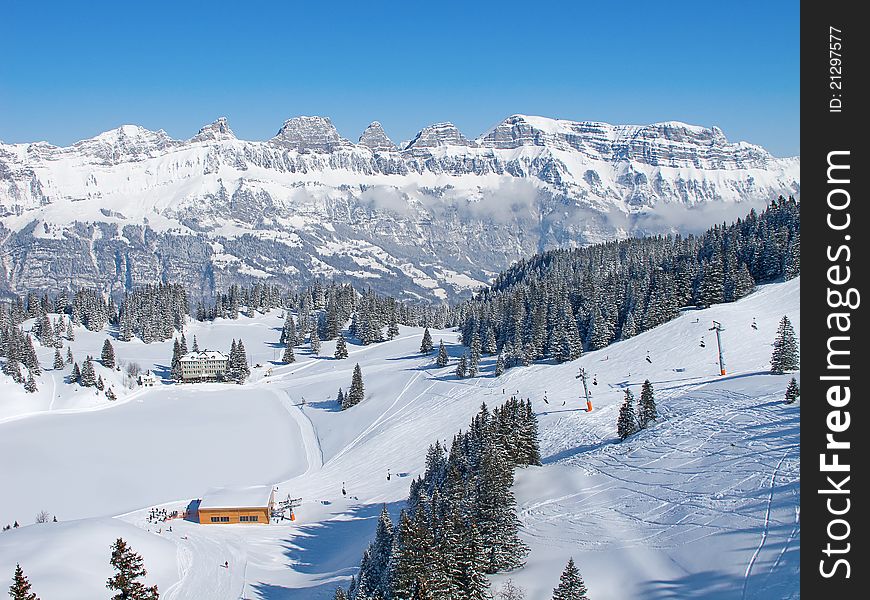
[0,278,799,599]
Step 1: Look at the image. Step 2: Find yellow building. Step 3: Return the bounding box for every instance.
[198,485,275,524]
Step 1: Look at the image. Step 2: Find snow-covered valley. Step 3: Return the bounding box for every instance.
[0,278,799,599]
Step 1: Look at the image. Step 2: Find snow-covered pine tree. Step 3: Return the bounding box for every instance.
[483,326,498,355]
[53,348,64,370]
[70,362,81,384]
[3,355,23,383]
[80,357,96,387]
[770,315,799,373]
[65,318,75,341]
[170,339,183,381]
[334,336,349,359]
[617,389,638,440]
[282,341,296,364]
[102,339,116,369]
[23,336,41,376]
[388,307,400,341]
[469,331,481,377]
[106,387,117,401]
[191,335,199,352]
[333,587,348,600]
[236,340,250,381]
[785,377,800,404]
[8,563,40,600]
[494,353,505,377]
[66,347,73,364]
[455,354,467,379]
[638,379,657,429]
[347,364,365,407]
[106,538,159,600]
[336,388,346,409]
[179,333,188,355]
[355,505,394,599]
[437,340,449,367]
[96,375,105,391]
[310,327,321,355]
[420,328,434,354]
[24,371,37,393]
[551,557,589,600]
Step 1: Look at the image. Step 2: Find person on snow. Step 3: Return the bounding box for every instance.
[386,469,391,481]
[645,351,652,364]
[751,317,758,330]
[224,561,229,569]
[341,482,347,496]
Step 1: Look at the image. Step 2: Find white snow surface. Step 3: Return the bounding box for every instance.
[0,278,800,599]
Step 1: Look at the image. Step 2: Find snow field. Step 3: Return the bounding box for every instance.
[0,278,799,598]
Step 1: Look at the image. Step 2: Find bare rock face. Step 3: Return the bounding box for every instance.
[191,117,236,143]
[358,121,397,152]
[270,116,352,153]
[405,122,476,150]
[0,113,799,301]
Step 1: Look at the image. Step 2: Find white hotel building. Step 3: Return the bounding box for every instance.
[179,350,230,382]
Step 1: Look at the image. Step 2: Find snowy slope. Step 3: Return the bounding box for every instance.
[0,278,799,599]
[0,115,799,300]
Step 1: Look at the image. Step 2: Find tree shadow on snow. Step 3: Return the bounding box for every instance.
[251,502,405,599]
[635,569,750,599]
[306,400,342,413]
[542,438,617,464]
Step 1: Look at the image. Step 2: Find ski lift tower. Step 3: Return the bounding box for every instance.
[575,367,593,411]
[709,321,726,375]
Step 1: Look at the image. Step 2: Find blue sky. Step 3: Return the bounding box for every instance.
[0,1,799,156]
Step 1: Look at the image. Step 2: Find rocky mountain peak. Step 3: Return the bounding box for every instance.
[405,122,476,150]
[271,116,351,153]
[191,117,236,143]
[358,121,397,152]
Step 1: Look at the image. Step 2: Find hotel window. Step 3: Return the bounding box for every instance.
[240,515,259,522]
[210,516,231,523]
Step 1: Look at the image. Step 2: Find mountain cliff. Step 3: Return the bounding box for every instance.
[0,114,799,300]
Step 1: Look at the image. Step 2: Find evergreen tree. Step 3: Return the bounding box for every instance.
[3,356,23,384]
[106,387,117,401]
[96,375,105,391]
[436,340,449,367]
[22,336,40,376]
[551,558,589,600]
[282,342,296,364]
[770,316,799,373]
[191,335,199,352]
[333,587,348,600]
[455,354,467,378]
[66,347,73,364]
[387,309,400,341]
[638,379,657,429]
[65,318,75,341]
[24,371,37,393]
[420,328,434,354]
[347,364,365,407]
[617,389,638,440]
[785,377,800,404]
[337,388,346,409]
[106,538,159,600]
[53,347,64,370]
[494,353,505,377]
[102,339,116,369]
[310,328,321,355]
[170,339,183,382]
[469,330,481,377]
[79,357,96,387]
[70,362,81,384]
[8,564,39,600]
[334,336,349,360]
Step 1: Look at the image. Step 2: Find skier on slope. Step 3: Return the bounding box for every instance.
[341,482,347,496]
[645,351,652,363]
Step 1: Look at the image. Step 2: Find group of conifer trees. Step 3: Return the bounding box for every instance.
[338,364,365,410]
[342,399,540,600]
[617,380,657,441]
[454,199,799,375]
[9,537,158,599]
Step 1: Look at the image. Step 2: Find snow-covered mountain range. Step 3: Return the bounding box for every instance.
[0,115,799,300]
